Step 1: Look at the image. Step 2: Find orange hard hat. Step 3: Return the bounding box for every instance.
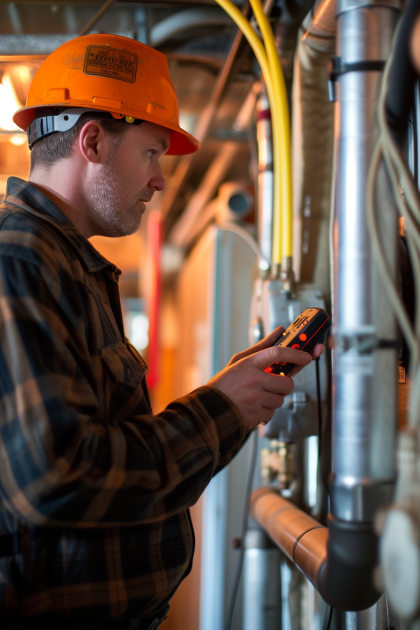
[13,34,200,156]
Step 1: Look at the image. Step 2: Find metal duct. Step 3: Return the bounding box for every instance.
[302,0,337,53]
[331,0,401,523]
[0,35,76,55]
[150,8,232,47]
[292,17,335,311]
[178,182,254,248]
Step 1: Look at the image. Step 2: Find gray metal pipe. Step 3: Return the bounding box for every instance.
[331,0,401,522]
[243,529,282,630]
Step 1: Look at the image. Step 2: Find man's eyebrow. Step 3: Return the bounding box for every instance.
[156,136,170,152]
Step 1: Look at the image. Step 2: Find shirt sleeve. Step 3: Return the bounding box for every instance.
[0,251,246,528]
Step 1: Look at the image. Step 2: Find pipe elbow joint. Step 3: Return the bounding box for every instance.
[318,515,382,611]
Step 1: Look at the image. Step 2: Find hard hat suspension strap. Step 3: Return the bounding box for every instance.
[27,108,143,150]
[27,108,98,150]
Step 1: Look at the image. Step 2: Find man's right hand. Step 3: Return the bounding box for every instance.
[207,327,320,431]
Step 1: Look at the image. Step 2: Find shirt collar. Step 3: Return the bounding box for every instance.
[4,177,121,275]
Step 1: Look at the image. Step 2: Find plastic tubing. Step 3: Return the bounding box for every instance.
[214,0,286,264]
[249,0,292,263]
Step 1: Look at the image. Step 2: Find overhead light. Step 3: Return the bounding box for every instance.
[15,65,30,84]
[0,72,23,132]
[10,134,26,146]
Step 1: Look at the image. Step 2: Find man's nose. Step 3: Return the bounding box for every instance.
[149,164,166,192]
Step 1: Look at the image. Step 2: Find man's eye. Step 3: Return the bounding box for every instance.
[146,150,155,159]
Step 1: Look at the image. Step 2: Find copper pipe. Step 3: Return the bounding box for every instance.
[250,488,328,587]
[251,488,382,610]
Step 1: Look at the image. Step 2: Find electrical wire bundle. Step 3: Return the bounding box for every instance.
[366,23,420,427]
[214,0,293,269]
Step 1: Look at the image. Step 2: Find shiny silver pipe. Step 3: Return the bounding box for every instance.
[243,529,282,630]
[331,0,401,521]
[256,92,274,264]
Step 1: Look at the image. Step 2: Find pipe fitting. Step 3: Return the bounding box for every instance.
[251,488,382,611]
[330,478,395,521]
[319,515,381,610]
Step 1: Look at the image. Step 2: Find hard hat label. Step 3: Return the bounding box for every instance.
[84,45,138,83]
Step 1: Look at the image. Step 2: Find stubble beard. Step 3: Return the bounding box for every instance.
[85,161,147,238]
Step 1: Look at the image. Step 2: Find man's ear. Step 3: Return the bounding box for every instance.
[78,121,110,164]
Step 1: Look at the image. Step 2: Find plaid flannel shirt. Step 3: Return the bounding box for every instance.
[0,177,246,620]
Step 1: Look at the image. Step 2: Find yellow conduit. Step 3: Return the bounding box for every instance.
[214,0,292,264]
[249,0,292,263]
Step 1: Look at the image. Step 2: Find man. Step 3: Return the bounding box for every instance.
[0,35,323,628]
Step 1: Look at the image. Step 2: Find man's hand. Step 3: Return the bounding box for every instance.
[207,326,324,431]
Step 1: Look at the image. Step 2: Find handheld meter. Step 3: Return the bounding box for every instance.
[265,307,331,376]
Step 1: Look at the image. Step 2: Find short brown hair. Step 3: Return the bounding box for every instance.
[30,111,129,172]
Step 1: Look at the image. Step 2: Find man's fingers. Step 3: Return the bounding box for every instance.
[287,344,325,376]
[262,373,294,395]
[212,339,325,432]
[251,345,312,371]
[260,392,285,410]
[227,326,285,365]
[261,408,275,425]
[311,343,324,360]
[257,326,285,349]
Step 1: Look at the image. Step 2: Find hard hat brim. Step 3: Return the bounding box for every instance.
[13,104,201,156]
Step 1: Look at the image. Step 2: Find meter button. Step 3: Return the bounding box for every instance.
[299,334,307,341]
[291,343,301,349]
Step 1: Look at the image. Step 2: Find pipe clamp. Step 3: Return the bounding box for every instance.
[331,478,395,521]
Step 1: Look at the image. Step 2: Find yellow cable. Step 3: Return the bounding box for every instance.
[213,0,282,263]
[249,0,292,263]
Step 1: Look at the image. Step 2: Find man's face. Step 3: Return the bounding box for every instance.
[84,121,169,238]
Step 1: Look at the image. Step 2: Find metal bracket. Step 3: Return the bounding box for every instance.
[334,333,401,353]
[331,477,395,521]
[328,56,386,102]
